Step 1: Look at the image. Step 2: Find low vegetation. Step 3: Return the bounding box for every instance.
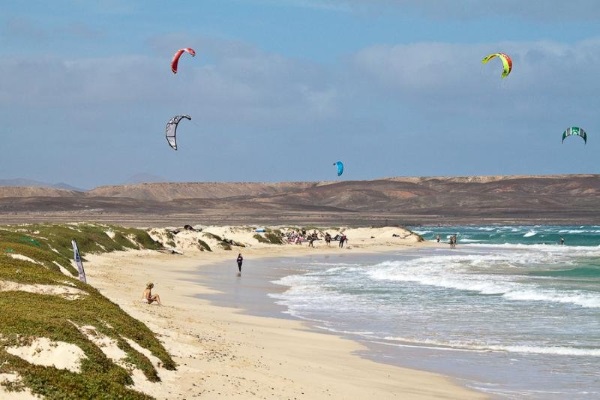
[202,232,244,250]
[0,223,174,399]
[253,234,269,244]
[197,239,211,252]
[253,232,284,245]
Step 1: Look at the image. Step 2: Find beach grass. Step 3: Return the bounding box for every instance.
[197,238,212,251]
[0,223,175,399]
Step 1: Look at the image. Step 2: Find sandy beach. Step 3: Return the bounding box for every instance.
[62,226,487,400]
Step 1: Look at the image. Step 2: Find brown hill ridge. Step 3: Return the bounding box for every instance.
[87,181,326,201]
[0,174,598,226]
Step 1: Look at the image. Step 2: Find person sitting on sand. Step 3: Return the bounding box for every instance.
[142,282,162,305]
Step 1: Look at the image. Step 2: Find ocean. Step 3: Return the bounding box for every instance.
[260,226,600,399]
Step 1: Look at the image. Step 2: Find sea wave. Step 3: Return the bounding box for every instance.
[367,252,600,308]
[503,289,600,308]
[381,337,600,357]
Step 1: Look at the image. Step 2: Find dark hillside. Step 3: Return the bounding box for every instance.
[0,175,598,226]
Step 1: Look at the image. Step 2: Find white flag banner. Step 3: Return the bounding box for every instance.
[72,239,87,283]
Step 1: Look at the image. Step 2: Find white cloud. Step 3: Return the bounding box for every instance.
[348,39,600,119]
[3,35,600,124]
[1,34,599,185]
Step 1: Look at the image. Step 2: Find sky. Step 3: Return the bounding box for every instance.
[1,0,600,189]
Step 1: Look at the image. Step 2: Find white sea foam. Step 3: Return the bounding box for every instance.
[381,336,600,357]
[268,227,600,399]
[364,249,600,309]
[503,289,600,308]
[468,243,600,254]
[412,229,432,235]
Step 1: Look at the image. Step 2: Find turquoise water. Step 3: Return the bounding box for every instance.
[418,225,600,247]
[268,226,600,399]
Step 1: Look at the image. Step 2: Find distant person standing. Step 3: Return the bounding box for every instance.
[449,235,456,249]
[339,234,347,248]
[236,253,244,274]
[436,235,441,243]
[560,237,565,245]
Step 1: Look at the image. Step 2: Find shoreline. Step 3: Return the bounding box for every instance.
[83,240,488,399]
[195,248,494,393]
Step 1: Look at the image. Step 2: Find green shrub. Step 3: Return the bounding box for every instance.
[218,242,232,250]
[0,223,176,399]
[253,233,283,245]
[203,232,222,241]
[253,234,269,243]
[197,239,211,252]
[265,232,283,244]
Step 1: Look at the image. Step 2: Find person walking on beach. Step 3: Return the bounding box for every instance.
[339,234,347,248]
[560,237,565,245]
[237,253,244,273]
[142,282,162,305]
[436,234,441,243]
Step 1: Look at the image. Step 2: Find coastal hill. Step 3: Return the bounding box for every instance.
[0,174,598,226]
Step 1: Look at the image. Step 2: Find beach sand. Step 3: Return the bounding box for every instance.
[2,226,486,399]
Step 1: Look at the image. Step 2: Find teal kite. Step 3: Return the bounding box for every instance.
[562,127,587,144]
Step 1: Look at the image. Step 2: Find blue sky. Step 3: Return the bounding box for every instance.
[1,0,600,189]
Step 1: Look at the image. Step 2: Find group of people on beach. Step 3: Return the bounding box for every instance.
[284,229,348,248]
[285,230,306,244]
[436,234,458,248]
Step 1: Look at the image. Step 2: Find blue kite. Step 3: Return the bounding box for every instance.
[333,161,344,176]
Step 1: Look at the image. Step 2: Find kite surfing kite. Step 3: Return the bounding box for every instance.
[166,115,191,150]
[481,52,512,78]
[171,47,196,74]
[562,127,587,144]
[333,161,344,176]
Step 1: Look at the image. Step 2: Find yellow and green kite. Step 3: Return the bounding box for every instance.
[482,52,513,78]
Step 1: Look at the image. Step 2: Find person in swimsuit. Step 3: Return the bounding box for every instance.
[142,282,162,305]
